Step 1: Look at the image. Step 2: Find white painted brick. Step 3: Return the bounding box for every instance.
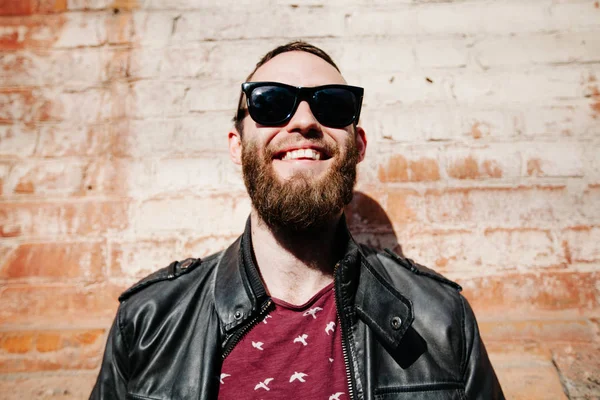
[185,79,240,114]
[121,156,239,197]
[183,234,241,258]
[400,185,585,230]
[362,105,462,142]
[344,6,419,37]
[415,37,470,68]
[474,31,600,68]
[326,38,417,73]
[132,8,346,45]
[460,109,518,140]
[400,229,479,273]
[521,105,599,138]
[54,12,108,48]
[521,141,585,178]
[138,0,413,9]
[35,123,111,157]
[51,88,111,123]
[5,160,85,196]
[480,228,561,269]
[584,139,600,181]
[399,228,563,271]
[130,80,194,118]
[110,239,180,278]
[67,0,112,10]
[134,193,251,236]
[112,113,232,157]
[129,37,415,82]
[0,125,37,157]
[348,71,455,106]
[416,1,600,36]
[444,67,597,106]
[562,227,600,262]
[0,49,105,87]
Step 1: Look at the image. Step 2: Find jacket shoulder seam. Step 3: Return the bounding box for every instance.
[118,255,213,302]
[382,249,462,291]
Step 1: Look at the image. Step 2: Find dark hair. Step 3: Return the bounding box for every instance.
[233,41,341,134]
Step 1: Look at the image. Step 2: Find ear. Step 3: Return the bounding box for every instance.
[355,126,367,163]
[228,128,243,165]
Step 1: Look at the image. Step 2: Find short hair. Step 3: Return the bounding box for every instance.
[233,41,341,134]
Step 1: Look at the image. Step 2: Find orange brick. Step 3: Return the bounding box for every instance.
[0,284,124,326]
[35,332,62,353]
[0,201,129,238]
[0,241,106,281]
[0,333,33,354]
[447,155,505,179]
[0,15,65,50]
[0,0,67,15]
[0,329,106,373]
[462,272,600,319]
[378,154,440,182]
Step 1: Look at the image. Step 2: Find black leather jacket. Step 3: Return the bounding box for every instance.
[91,220,504,399]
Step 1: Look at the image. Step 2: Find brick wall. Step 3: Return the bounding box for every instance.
[0,0,599,398]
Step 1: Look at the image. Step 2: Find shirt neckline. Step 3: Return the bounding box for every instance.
[272,281,335,311]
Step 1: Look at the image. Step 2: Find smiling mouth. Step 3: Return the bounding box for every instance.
[275,148,332,161]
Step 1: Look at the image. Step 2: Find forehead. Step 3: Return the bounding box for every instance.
[250,51,347,87]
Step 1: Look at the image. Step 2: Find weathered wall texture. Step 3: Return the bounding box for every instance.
[0,0,599,398]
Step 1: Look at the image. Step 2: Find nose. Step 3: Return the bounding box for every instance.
[285,100,321,134]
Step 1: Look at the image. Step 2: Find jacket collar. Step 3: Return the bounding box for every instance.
[213,215,414,350]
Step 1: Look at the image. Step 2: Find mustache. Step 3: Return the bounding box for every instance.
[264,138,338,159]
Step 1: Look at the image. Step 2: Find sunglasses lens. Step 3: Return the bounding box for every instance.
[313,88,358,127]
[248,85,296,125]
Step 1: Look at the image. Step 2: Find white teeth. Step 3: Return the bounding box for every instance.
[281,149,322,161]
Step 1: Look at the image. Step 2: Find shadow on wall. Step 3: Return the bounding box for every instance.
[345,191,404,257]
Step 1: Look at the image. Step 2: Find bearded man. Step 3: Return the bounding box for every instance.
[91,41,504,399]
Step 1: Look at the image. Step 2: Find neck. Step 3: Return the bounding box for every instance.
[250,210,345,305]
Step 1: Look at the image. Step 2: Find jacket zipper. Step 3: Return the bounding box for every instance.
[333,262,357,400]
[221,299,274,359]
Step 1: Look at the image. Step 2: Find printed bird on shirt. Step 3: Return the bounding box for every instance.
[329,392,345,399]
[293,334,308,346]
[289,372,308,383]
[325,321,336,335]
[252,341,264,350]
[219,373,230,384]
[254,378,274,391]
[303,307,323,319]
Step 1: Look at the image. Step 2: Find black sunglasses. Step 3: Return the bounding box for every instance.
[241,82,364,128]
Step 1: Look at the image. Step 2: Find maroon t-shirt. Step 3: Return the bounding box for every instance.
[218,283,349,399]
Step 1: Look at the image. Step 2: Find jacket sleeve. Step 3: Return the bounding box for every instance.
[461,295,505,399]
[90,306,130,399]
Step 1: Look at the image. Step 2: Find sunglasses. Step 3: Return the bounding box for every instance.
[240,82,364,128]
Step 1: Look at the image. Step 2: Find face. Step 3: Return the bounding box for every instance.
[229,51,367,232]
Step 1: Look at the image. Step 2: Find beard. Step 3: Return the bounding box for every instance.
[241,134,359,232]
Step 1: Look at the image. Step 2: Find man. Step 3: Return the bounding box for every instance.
[91,41,504,399]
